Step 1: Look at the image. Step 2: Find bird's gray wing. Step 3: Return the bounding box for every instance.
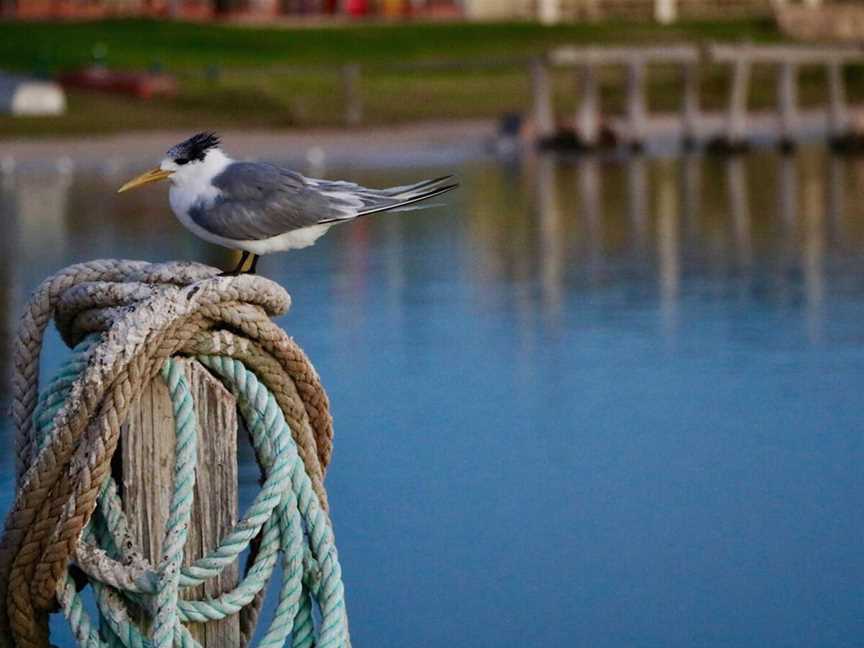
[188,162,355,241]
[190,162,458,241]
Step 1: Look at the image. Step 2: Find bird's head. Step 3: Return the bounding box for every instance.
[118,132,225,193]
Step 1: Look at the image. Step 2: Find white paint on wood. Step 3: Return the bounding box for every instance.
[550,45,699,66]
[538,0,561,24]
[530,59,555,139]
[827,60,848,137]
[708,44,864,64]
[681,62,701,141]
[655,0,677,24]
[576,64,599,145]
[122,359,240,646]
[626,61,648,146]
[727,58,751,144]
[777,61,799,143]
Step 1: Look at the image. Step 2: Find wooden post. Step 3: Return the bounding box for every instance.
[727,57,751,147]
[342,64,363,127]
[530,58,555,142]
[827,59,849,139]
[654,0,676,24]
[626,60,647,149]
[576,63,599,147]
[777,61,799,148]
[681,61,700,146]
[538,0,561,24]
[122,359,240,646]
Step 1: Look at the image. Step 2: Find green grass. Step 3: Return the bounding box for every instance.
[0,18,783,73]
[0,17,794,136]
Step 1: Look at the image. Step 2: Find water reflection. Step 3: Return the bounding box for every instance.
[655,159,679,334]
[2,147,864,648]
[458,148,864,346]
[4,150,864,348]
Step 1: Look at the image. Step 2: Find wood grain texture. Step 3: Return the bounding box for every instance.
[121,358,240,646]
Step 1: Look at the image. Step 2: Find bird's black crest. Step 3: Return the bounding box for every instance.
[167,132,221,164]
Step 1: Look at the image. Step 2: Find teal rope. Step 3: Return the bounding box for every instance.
[34,338,349,648]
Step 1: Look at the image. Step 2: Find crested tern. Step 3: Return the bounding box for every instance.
[118,132,458,274]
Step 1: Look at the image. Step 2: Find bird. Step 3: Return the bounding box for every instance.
[118,132,458,275]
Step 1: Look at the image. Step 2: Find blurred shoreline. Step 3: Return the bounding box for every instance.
[0,119,497,168]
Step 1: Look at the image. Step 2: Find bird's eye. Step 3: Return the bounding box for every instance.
[175,157,189,165]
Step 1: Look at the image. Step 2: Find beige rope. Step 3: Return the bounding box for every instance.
[0,260,335,648]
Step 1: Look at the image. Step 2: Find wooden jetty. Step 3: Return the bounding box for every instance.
[530,43,864,152]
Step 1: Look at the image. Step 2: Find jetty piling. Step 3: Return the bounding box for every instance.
[0,262,350,648]
[533,43,864,152]
[681,61,701,146]
[777,61,800,149]
[625,59,648,150]
[576,63,600,147]
[123,359,240,646]
[530,57,556,142]
[827,59,849,140]
[547,45,702,150]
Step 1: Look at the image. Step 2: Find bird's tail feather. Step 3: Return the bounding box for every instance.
[317,175,458,223]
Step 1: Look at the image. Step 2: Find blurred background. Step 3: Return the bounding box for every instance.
[2,2,864,647]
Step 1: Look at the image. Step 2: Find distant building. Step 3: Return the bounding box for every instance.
[0,0,832,22]
[2,0,460,19]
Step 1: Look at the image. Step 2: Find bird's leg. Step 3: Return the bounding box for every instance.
[247,254,260,275]
[220,251,248,276]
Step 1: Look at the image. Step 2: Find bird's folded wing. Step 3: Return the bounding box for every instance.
[188,162,355,241]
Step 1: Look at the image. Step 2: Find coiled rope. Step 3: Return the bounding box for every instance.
[0,260,349,648]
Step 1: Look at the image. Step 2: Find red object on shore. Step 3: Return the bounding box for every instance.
[58,67,177,100]
[345,0,368,16]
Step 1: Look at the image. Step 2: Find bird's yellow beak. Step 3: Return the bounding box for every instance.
[117,167,172,193]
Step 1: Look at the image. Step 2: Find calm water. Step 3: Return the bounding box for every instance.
[1,147,863,647]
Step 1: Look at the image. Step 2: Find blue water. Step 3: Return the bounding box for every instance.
[1,148,863,647]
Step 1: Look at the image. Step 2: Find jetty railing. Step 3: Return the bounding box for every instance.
[174,45,864,150]
[542,45,701,148]
[706,44,864,149]
[532,43,864,151]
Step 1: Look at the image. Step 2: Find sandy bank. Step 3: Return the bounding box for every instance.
[0,119,498,168]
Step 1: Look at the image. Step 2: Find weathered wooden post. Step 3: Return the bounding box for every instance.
[654,0,677,24]
[342,63,363,127]
[777,60,799,150]
[625,59,648,150]
[680,61,701,147]
[576,63,600,147]
[538,0,561,24]
[123,359,240,646]
[0,263,351,648]
[726,56,751,149]
[530,57,555,143]
[827,59,849,141]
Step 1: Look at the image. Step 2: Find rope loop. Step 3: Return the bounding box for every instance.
[0,260,348,648]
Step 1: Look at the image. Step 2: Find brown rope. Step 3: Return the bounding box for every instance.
[0,260,335,648]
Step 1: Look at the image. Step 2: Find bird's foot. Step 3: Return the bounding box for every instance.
[219,252,258,276]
